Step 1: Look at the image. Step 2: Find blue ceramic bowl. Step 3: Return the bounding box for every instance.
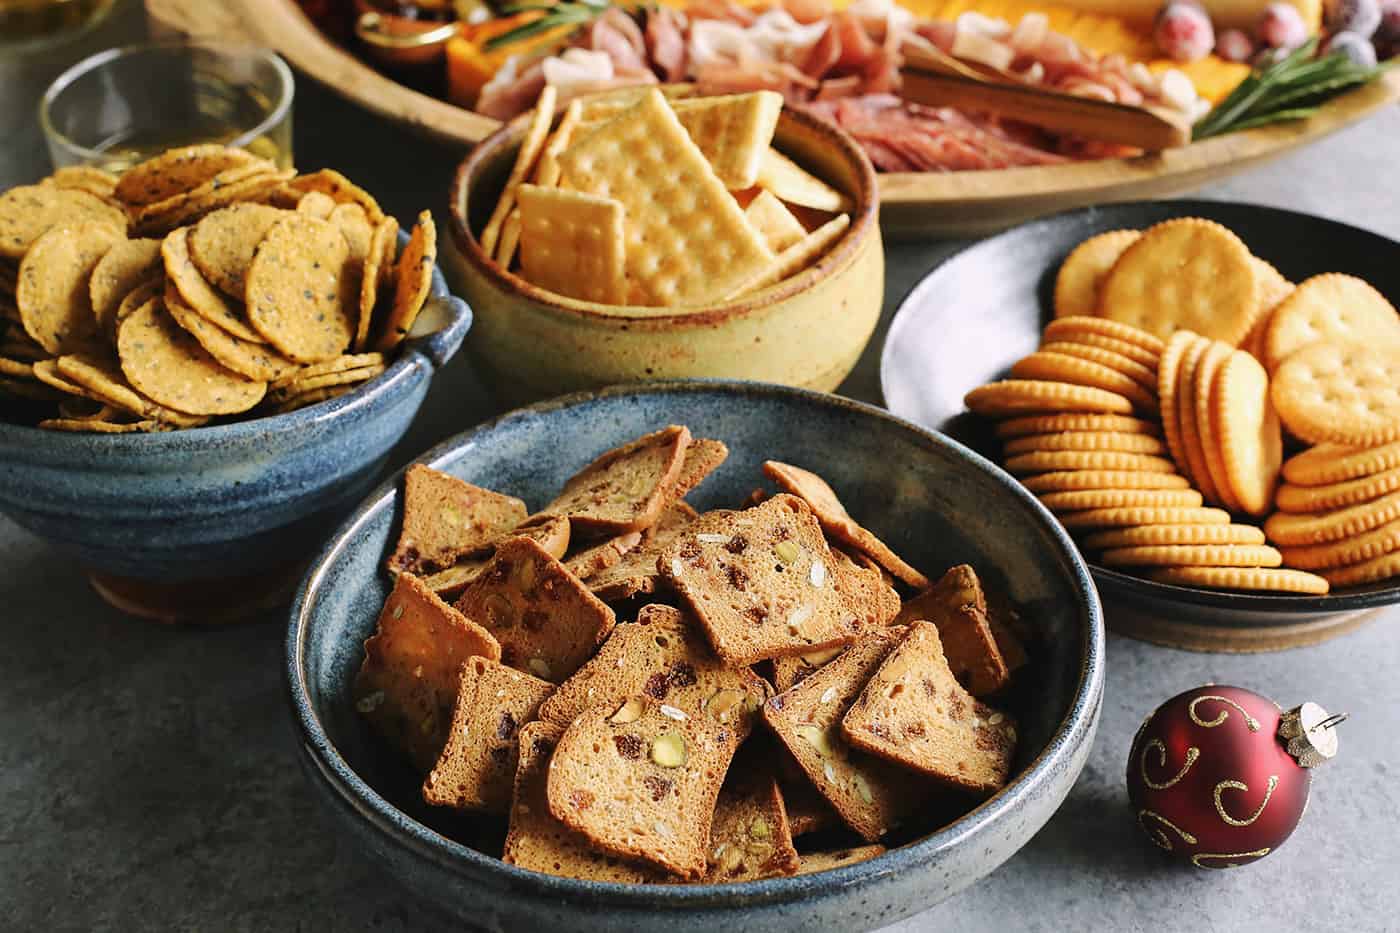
[287,382,1105,931]
[0,250,471,613]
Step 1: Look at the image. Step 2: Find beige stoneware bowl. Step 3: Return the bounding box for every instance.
[445,106,883,406]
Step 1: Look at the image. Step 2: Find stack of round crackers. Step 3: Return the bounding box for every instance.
[967,215,1400,593]
[0,145,437,432]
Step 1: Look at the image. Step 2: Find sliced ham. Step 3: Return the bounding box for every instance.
[646,7,689,82]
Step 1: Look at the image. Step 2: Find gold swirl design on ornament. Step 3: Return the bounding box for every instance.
[1213,775,1279,826]
[1140,740,1199,790]
[1138,809,1198,851]
[1188,695,1261,732]
[1191,848,1271,869]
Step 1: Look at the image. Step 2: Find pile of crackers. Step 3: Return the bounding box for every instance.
[0,145,436,431]
[354,427,1030,882]
[478,86,854,307]
[967,216,1400,592]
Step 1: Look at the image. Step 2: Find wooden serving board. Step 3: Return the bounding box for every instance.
[148,0,1400,239]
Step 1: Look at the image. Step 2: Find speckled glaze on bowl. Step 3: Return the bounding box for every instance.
[0,246,471,613]
[287,381,1104,932]
[444,107,884,407]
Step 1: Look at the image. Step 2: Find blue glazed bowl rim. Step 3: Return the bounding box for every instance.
[286,380,1106,907]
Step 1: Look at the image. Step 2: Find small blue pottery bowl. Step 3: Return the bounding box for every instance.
[0,247,471,623]
[287,381,1105,931]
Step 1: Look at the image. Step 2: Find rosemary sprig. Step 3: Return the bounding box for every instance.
[1194,39,1392,140]
[484,0,612,51]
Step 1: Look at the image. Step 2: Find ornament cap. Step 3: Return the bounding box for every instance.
[1278,702,1342,768]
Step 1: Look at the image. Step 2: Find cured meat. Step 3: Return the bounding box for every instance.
[646,7,690,82]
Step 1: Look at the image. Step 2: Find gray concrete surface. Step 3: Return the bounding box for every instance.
[2,3,1397,930]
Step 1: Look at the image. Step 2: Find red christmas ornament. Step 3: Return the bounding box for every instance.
[1126,684,1343,870]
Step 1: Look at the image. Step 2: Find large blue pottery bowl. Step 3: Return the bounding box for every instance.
[0,246,471,622]
[287,381,1105,932]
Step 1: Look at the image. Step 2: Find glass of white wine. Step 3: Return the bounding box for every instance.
[39,41,295,173]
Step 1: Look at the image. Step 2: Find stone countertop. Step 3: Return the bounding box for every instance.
[2,5,1397,930]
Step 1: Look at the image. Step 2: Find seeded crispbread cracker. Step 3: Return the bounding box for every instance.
[1053,229,1141,319]
[114,278,164,332]
[45,165,118,200]
[161,227,267,344]
[517,185,626,305]
[386,464,529,575]
[422,656,554,813]
[703,761,800,882]
[672,91,783,189]
[754,147,852,213]
[0,185,126,260]
[729,214,850,299]
[187,202,289,299]
[503,721,668,883]
[672,437,729,498]
[557,89,774,306]
[743,189,807,254]
[246,214,356,362]
[762,460,929,589]
[356,217,398,351]
[661,495,865,666]
[761,627,925,842]
[1272,343,1400,447]
[841,622,1015,796]
[266,363,385,403]
[480,85,558,261]
[164,286,300,382]
[374,211,436,351]
[538,603,769,734]
[116,301,266,415]
[543,425,692,534]
[353,572,502,773]
[89,238,162,339]
[546,694,742,879]
[17,222,122,354]
[113,144,257,207]
[795,845,887,875]
[964,380,1134,417]
[588,500,699,602]
[892,565,1009,697]
[1263,273,1400,371]
[455,536,617,683]
[419,557,493,602]
[562,530,643,581]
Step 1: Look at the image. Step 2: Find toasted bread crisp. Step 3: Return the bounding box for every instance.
[422,656,554,813]
[795,845,887,875]
[762,628,926,842]
[503,721,666,883]
[780,775,842,837]
[587,501,697,602]
[562,530,643,581]
[455,536,616,684]
[762,461,929,589]
[386,464,529,575]
[543,425,692,534]
[672,437,729,498]
[842,622,1016,796]
[704,765,800,882]
[661,495,865,666]
[830,548,902,628]
[546,695,743,879]
[771,643,846,693]
[893,565,1009,697]
[353,573,502,773]
[539,604,769,734]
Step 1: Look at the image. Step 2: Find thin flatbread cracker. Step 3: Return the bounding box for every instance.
[481,85,558,261]
[755,148,852,213]
[672,91,784,189]
[744,190,807,254]
[729,214,849,299]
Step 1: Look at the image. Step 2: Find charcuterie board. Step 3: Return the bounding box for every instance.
[147,0,1400,238]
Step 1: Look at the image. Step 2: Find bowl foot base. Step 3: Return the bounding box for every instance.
[87,562,305,625]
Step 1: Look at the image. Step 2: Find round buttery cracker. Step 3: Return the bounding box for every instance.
[1099,218,1258,345]
[1263,489,1400,546]
[1057,506,1231,529]
[1282,441,1400,486]
[1038,488,1203,511]
[117,301,266,415]
[1002,431,1167,456]
[1156,330,1195,479]
[1263,273,1400,371]
[1319,551,1400,588]
[0,185,126,259]
[1043,316,1165,355]
[1213,350,1282,517]
[1009,351,1156,412]
[188,202,289,299]
[1272,342,1400,446]
[1002,450,1178,475]
[1147,566,1329,595]
[1046,331,1161,369]
[1082,522,1264,549]
[1099,543,1282,568]
[17,222,123,354]
[965,380,1133,417]
[246,214,355,362]
[1193,340,1243,513]
[165,288,299,382]
[1053,229,1141,319]
[90,237,162,338]
[1038,341,1157,390]
[1174,336,1220,502]
[995,413,1159,438]
[1020,470,1192,492]
[1279,518,1400,570]
[162,227,267,343]
[373,210,435,352]
[1276,466,1400,513]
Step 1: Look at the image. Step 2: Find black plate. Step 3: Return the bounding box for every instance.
[881,199,1400,642]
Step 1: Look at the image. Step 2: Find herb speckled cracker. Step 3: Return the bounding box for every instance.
[164,286,299,383]
[353,573,501,773]
[113,144,257,206]
[543,425,691,534]
[892,565,1009,697]
[556,89,773,307]
[422,656,553,813]
[842,622,1016,796]
[373,211,435,352]
[17,222,122,355]
[284,168,387,225]
[116,301,266,415]
[53,352,208,427]
[246,214,355,362]
[386,464,528,575]
[162,228,267,343]
[661,494,865,666]
[761,628,926,842]
[503,721,666,883]
[0,185,125,260]
[188,202,289,299]
[546,695,742,879]
[454,536,616,684]
[89,238,162,339]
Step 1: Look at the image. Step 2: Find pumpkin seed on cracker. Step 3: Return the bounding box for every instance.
[357,217,398,350]
[165,288,299,382]
[162,227,266,343]
[17,222,123,354]
[188,202,290,299]
[117,301,266,415]
[0,185,126,260]
[374,211,434,352]
[246,214,355,362]
[90,238,162,338]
